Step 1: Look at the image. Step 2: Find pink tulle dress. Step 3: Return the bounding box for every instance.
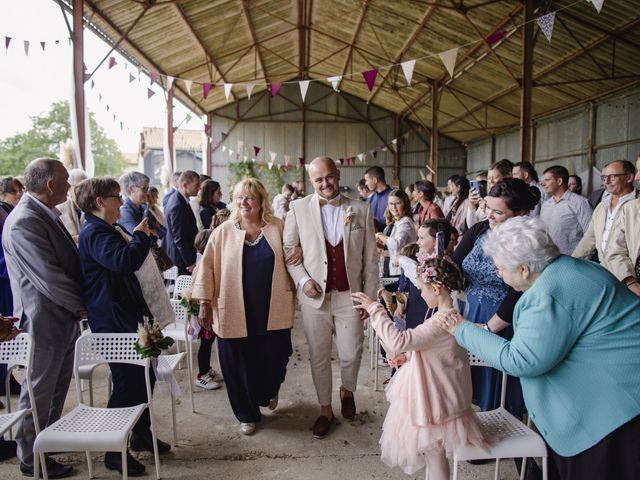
[367,303,488,475]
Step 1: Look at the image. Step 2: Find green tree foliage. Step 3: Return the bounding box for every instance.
[0,101,127,176]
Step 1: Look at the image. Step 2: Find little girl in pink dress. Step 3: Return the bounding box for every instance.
[353,256,488,480]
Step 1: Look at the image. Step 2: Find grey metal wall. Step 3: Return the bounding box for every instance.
[466,87,640,193]
[208,83,465,202]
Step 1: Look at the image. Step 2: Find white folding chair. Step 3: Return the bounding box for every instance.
[156,352,186,446]
[163,266,178,296]
[33,333,161,480]
[172,275,193,300]
[164,300,195,412]
[451,353,548,480]
[0,333,37,441]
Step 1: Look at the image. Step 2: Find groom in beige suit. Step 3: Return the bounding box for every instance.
[284,157,378,438]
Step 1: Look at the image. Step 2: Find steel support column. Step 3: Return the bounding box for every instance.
[206,112,213,176]
[72,0,85,170]
[520,0,534,163]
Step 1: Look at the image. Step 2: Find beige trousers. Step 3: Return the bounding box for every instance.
[301,290,364,406]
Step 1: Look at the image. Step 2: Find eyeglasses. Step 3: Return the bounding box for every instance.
[102,194,124,202]
[600,173,629,182]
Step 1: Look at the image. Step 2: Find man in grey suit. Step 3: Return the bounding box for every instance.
[3,158,85,478]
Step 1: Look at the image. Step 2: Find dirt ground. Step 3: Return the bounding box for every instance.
[0,311,525,479]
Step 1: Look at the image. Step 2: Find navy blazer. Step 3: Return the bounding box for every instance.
[79,213,152,333]
[162,188,176,210]
[163,190,198,270]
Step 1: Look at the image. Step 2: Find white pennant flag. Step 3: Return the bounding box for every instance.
[166,76,175,90]
[438,47,459,78]
[246,83,255,100]
[24,40,30,56]
[304,164,310,172]
[184,79,193,93]
[222,145,227,153]
[269,151,277,162]
[299,80,310,102]
[357,153,365,162]
[537,12,555,42]
[590,0,604,13]
[327,76,342,91]
[229,149,234,157]
[224,83,233,102]
[268,162,274,170]
[401,59,416,86]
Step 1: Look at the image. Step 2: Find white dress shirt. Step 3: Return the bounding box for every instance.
[601,191,636,253]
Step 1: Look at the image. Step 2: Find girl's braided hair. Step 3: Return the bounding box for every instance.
[417,256,465,292]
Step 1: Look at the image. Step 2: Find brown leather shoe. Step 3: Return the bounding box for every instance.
[312,415,335,439]
[341,394,356,420]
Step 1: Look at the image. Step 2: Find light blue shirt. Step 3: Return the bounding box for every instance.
[540,190,592,254]
[455,255,640,456]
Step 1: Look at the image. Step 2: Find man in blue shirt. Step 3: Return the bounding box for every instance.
[364,166,392,232]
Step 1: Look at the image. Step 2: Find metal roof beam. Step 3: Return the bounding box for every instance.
[241,0,269,84]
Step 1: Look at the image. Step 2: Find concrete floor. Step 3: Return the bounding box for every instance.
[0,312,524,480]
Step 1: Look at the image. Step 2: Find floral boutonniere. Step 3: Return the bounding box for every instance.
[344,206,355,226]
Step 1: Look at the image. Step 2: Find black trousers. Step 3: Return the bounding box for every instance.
[544,414,640,480]
[218,329,292,423]
[197,336,215,376]
[107,363,156,438]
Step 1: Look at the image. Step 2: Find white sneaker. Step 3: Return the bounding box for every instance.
[240,422,256,435]
[206,368,224,382]
[194,373,222,390]
[268,395,278,411]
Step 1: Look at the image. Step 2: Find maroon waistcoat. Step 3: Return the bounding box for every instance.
[325,239,350,292]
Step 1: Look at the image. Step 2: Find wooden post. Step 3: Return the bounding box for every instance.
[206,112,213,176]
[392,115,400,186]
[430,79,439,185]
[167,85,175,172]
[72,0,85,170]
[587,103,596,195]
[520,0,534,163]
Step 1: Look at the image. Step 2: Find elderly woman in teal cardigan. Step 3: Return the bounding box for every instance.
[436,216,640,480]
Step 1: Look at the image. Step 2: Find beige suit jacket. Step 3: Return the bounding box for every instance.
[283,193,379,308]
[607,199,640,282]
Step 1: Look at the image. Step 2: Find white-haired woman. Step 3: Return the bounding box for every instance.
[437,216,640,480]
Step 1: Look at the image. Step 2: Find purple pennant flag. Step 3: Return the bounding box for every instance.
[203,82,213,99]
[204,125,211,136]
[108,57,117,69]
[485,31,506,46]
[150,72,159,85]
[268,82,283,97]
[362,69,378,91]
[298,157,305,166]
[5,36,11,51]
[147,88,155,99]
[253,146,261,157]
[83,73,91,83]
[40,41,46,51]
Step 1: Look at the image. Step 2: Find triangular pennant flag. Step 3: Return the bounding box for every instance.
[299,157,305,166]
[147,88,155,99]
[304,164,310,172]
[268,162,274,170]
[98,93,102,102]
[224,83,233,102]
[204,125,211,136]
[83,73,91,83]
[40,41,46,51]
[108,57,117,69]
[284,154,291,166]
[90,80,95,89]
[222,145,227,153]
[269,152,277,162]
[299,80,310,102]
[337,159,343,166]
[244,155,248,162]
[106,105,110,112]
[4,36,11,51]
[391,138,398,147]
[328,76,342,91]
[362,69,378,91]
[203,82,213,99]
[381,144,388,152]
[370,149,377,159]
[438,47,459,78]
[268,82,283,97]
[23,40,30,56]
[150,72,159,85]
[536,12,555,42]
[236,153,240,161]
[229,149,234,157]
[237,140,244,152]
[590,0,604,13]
[246,83,255,100]
[357,153,365,162]
[120,121,123,130]
[129,73,136,83]
[401,60,416,86]
[485,31,507,46]
[166,75,174,90]
[185,114,192,124]
[253,146,261,157]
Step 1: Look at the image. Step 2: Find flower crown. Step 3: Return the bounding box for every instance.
[416,252,453,287]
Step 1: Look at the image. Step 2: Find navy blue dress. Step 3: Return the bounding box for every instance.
[217,233,292,423]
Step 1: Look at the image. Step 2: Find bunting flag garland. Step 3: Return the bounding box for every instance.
[357,153,365,162]
[185,114,192,124]
[253,146,261,156]
[485,31,507,46]
[401,60,416,86]
[268,162,274,170]
[129,73,136,83]
[268,82,283,97]
[298,157,305,166]
[299,80,310,102]
[269,151,277,162]
[5,36,11,51]
[222,145,227,152]
[40,41,45,51]
[246,83,255,100]
[224,83,233,102]
[362,69,378,91]
[537,12,556,42]
[336,159,343,165]
[23,40,29,56]
[590,0,604,13]
[370,149,377,159]
[328,76,341,91]
[108,57,117,69]
[229,149,234,157]
[147,88,155,99]
[166,75,175,90]
[184,79,193,93]
[202,82,213,99]
[439,47,459,78]
[150,72,159,85]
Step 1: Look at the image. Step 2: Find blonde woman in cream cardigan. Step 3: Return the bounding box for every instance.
[192,178,297,436]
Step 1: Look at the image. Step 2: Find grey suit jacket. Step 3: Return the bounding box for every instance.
[2,195,85,335]
[283,193,379,308]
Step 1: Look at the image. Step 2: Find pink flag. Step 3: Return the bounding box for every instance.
[203,82,213,99]
[269,82,283,97]
[253,146,261,157]
[370,149,377,159]
[485,31,506,46]
[4,36,11,51]
[147,88,155,99]
[108,57,117,69]
[204,125,211,136]
[150,72,159,85]
[362,69,378,91]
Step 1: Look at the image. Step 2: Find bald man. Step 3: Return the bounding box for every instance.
[283,157,378,438]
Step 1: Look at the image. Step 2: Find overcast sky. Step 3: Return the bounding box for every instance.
[0,0,202,154]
